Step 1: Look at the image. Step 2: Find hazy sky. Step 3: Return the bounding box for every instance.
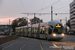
[0,0,73,25]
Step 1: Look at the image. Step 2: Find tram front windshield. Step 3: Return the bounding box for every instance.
[53,24,63,34]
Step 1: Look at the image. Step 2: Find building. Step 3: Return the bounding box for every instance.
[70,0,75,32]
[0,25,13,34]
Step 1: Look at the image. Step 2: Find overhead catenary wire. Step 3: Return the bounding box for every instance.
[35,0,60,13]
[20,0,27,13]
[47,5,69,13]
[41,0,45,12]
[51,0,60,5]
[53,5,69,11]
[22,13,69,16]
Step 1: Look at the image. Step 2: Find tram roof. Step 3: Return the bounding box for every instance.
[48,21,62,26]
[15,27,20,29]
[15,21,62,28]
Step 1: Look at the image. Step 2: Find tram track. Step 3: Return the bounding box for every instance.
[2,37,61,50]
[39,40,44,50]
[20,39,29,50]
[51,41,61,50]
[39,39,61,50]
[2,41,18,50]
[2,37,30,50]
[45,39,61,50]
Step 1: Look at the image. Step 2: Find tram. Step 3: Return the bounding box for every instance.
[15,21,64,40]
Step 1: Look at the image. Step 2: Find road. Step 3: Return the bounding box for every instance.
[0,35,7,38]
[0,35,75,50]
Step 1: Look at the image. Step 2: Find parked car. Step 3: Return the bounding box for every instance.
[69,31,74,35]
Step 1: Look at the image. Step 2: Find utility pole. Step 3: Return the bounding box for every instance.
[34,13,35,24]
[9,19,11,36]
[34,13,35,17]
[51,6,53,21]
[65,17,67,33]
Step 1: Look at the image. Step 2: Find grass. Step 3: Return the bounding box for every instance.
[0,35,20,45]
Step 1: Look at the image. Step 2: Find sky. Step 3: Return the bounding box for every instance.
[0,0,73,25]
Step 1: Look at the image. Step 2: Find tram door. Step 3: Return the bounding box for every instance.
[15,29,17,35]
[33,27,38,38]
[24,28,27,36]
[21,28,23,36]
[32,27,34,37]
[48,26,53,34]
[28,27,31,37]
[39,26,46,39]
[47,25,53,39]
[16,29,19,36]
[18,29,20,36]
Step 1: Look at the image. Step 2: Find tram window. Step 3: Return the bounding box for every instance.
[48,26,52,34]
[19,29,20,32]
[40,26,46,34]
[35,28,38,33]
[36,29,37,33]
[32,28,34,33]
[50,25,53,29]
[21,29,23,32]
[17,29,18,33]
[28,28,31,33]
[54,28,63,33]
[24,28,27,33]
[24,29,26,33]
[42,27,45,34]
[16,29,17,32]
[26,28,27,33]
[46,28,48,34]
[33,27,37,33]
[22,29,23,32]
[40,29,42,34]
[18,29,19,33]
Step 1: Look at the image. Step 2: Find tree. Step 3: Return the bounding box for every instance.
[66,19,70,28]
[30,17,43,24]
[18,17,28,26]
[11,17,28,32]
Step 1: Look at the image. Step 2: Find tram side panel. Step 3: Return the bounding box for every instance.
[24,28,26,36]
[39,25,48,39]
[31,25,34,38]
[47,25,54,40]
[33,26,39,38]
[25,28,28,36]
[21,28,23,36]
[15,28,18,35]
[28,27,31,37]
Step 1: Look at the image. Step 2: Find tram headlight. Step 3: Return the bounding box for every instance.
[53,33,56,37]
[62,33,64,36]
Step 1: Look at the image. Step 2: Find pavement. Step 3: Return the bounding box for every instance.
[0,35,7,38]
[0,35,75,50]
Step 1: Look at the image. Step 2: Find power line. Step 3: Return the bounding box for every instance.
[35,0,60,13]
[21,13,69,16]
[47,5,69,13]
[51,0,60,5]
[20,0,27,13]
[53,5,69,11]
[35,7,50,13]
[41,0,45,12]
